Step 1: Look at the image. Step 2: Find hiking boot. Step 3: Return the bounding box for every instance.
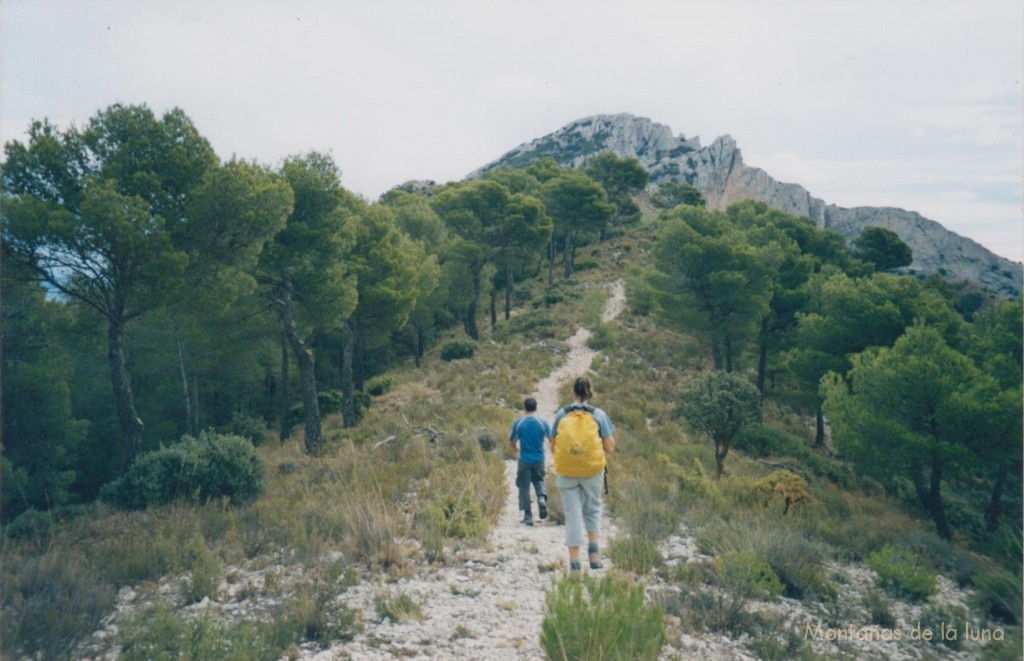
[588,542,603,569]
[537,495,548,520]
[521,512,533,527]
[589,559,604,570]
[569,560,582,572]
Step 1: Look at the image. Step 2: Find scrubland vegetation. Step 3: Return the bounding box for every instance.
[2,102,1021,659]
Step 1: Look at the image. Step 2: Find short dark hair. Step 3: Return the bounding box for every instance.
[573,376,593,401]
[524,397,537,412]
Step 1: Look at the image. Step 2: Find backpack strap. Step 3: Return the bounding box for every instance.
[563,404,595,415]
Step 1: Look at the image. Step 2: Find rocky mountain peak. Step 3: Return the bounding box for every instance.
[469,114,1022,296]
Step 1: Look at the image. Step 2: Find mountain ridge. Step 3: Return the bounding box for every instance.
[468,113,1022,296]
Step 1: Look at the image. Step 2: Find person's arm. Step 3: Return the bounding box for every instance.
[602,435,615,454]
[509,419,520,457]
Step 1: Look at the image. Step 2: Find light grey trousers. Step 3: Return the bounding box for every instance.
[555,472,604,547]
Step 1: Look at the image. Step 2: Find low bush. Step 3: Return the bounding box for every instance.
[587,323,617,351]
[866,545,937,601]
[219,413,269,446]
[735,424,805,458]
[540,573,664,661]
[608,536,662,575]
[100,432,266,510]
[1,547,116,660]
[365,375,395,397]
[375,591,424,623]
[440,339,478,361]
[181,536,223,604]
[119,604,292,661]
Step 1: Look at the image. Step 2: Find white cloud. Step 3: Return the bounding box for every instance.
[2,0,1021,260]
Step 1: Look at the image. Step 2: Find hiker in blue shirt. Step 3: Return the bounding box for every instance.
[509,397,552,526]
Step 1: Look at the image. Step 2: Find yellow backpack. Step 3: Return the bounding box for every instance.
[553,405,606,478]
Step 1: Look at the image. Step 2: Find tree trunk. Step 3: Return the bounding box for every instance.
[929,456,952,540]
[814,404,825,447]
[191,375,199,433]
[466,264,481,340]
[547,240,554,285]
[108,318,145,467]
[563,227,574,279]
[279,331,290,444]
[985,461,1007,533]
[174,328,195,437]
[489,287,497,328]
[341,323,357,428]
[505,263,513,320]
[714,441,727,479]
[281,285,322,456]
[710,337,724,371]
[411,325,422,368]
[723,336,734,373]
[756,317,768,397]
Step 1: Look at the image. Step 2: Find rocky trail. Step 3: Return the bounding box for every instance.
[79,277,994,661]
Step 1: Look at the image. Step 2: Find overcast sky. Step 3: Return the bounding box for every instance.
[3,0,1021,262]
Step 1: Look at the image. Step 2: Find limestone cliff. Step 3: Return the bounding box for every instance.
[469,113,1022,296]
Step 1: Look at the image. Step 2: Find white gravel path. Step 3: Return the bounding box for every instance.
[321,280,627,660]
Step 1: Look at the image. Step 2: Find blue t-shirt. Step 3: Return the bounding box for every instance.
[552,405,615,440]
[509,414,552,464]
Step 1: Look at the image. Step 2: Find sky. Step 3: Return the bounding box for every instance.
[3,0,1022,263]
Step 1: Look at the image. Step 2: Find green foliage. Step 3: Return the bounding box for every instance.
[711,550,785,631]
[365,375,395,397]
[219,413,269,447]
[651,206,783,371]
[540,573,664,661]
[853,226,913,272]
[608,536,663,574]
[375,591,425,623]
[866,545,937,601]
[1,547,116,660]
[678,370,762,477]
[651,181,705,209]
[100,432,266,510]
[441,339,478,361]
[282,579,363,644]
[823,322,998,539]
[118,604,297,661]
[734,424,805,458]
[181,536,223,604]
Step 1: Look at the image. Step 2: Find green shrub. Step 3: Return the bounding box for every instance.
[491,311,556,342]
[540,573,664,661]
[863,588,896,628]
[1,547,116,660]
[375,591,424,623]
[365,375,395,397]
[735,425,804,458]
[119,604,294,661]
[440,339,478,361]
[281,580,362,644]
[219,413,268,446]
[973,570,1023,625]
[587,323,617,351]
[866,545,937,601]
[608,536,662,575]
[100,432,266,510]
[181,537,223,604]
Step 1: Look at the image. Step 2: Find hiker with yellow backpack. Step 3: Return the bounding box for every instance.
[552,376,616,571]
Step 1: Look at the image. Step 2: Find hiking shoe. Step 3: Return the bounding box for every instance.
[538,496,548,520]
[521,513,534,527]
[569,560,582,572]
[589,559,604,570]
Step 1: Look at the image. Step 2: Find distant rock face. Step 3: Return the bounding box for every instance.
[469,113,1022,296]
